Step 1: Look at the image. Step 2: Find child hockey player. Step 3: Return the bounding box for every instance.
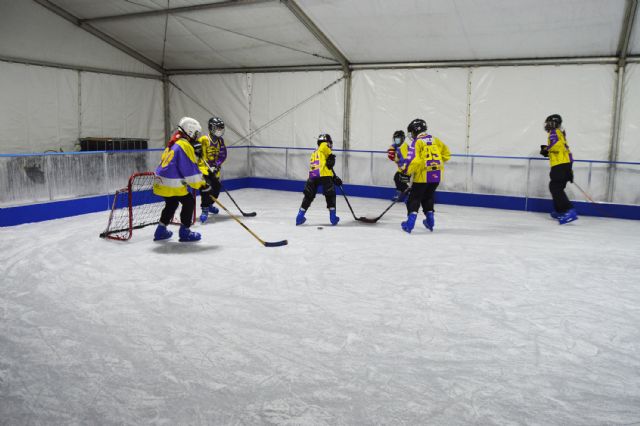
[295,133,341,226]
[387,130,411,202]
[153,117,210,242]
[540,114,577,224]
[399,118,450,233]
[197,116,228,223]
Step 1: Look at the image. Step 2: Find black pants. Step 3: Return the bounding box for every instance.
[301,176,336,210]
[407,182,439,214]
[549,163,573,213]
[394,171,410,192]
[201,174,222,208]
[160,193,194,227]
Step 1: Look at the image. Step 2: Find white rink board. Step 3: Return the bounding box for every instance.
[1,189,640,424]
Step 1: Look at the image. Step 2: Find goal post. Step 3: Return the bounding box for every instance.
[100,172,195,240]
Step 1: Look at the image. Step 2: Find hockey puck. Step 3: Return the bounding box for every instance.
[317,226,323,230]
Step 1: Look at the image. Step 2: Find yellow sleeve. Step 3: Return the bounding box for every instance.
[318,142,332,159]
[437,138,451,163]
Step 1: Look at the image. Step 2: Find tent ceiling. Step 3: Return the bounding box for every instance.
[44,0,635,71]
[89,3,338,69]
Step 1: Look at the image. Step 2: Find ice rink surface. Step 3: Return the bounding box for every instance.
[1,188,640,425]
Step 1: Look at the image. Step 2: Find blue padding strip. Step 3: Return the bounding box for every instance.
[1,177,639,226]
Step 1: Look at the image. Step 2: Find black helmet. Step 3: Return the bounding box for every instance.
[407,118,427,137]
[544,114,562,132]
[317,133,333,147]
[392,130,405,145]
[208,116,225,137]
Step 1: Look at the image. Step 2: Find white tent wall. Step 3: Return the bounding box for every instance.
[349,68,469,190]
[80,73,165,148]
[249,71,344,180]
[0,61,78,153]
[168,73,252,179]
[347,64,619,202]
[469,65,616,201]
[613,63,640,205]
[169,71,345,181]
[0,0,160,76]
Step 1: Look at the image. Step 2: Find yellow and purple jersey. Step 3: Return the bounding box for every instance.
[197,134,227,178]
[546,129,573,167]
[308,142,334,179]
[153,138,205,197]
[401,133,450,183]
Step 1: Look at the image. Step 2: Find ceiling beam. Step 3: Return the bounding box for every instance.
[166,64,342,75]
[32,0,164,74]
[280,0,349,70]
[351,56,619,70]
[617,0,638,62]
[81,0,275,23]
[0,54,162,80]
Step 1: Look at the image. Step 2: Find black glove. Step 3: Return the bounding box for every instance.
[539,145,549,158]
[200,184,212,193]
[568,169,574,183]
[208,165,219,175]
[333,175,343,186]
[326,154,336,169]
[398,173,410,184]
[193,141,203,158]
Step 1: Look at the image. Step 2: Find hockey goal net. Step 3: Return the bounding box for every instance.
[100,172,194,241]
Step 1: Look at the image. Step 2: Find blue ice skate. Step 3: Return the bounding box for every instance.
[179,225,201,242]
[295,209,306,226]
[329,208,340,226]
[401,212,417,234]
[558,208,578,225]
[550,210,560,219]
[200,205,219,223]
[423,211,434,232]
[153,224,173,241]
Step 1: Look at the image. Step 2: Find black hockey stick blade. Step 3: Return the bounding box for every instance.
[222,185,258,217]
[357,216,378,223]
[264,239,288,247]
[358,188,412,223]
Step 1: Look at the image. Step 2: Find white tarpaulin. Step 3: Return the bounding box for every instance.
[0,61,78,153]
[80,73,165,148]
[169,73,251,147]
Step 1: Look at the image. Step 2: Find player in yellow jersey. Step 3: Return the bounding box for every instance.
[196,117,228,223]
[295,134,341,226]
[540,114,577,224]
[400,118,450,233]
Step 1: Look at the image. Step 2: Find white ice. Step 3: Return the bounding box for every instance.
[1,189,640,425]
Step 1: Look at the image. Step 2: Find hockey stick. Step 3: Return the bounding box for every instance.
[332,171,367,222]
[221,185,257,217]
[571,181,611,218]
[209,195,287,247]
[358,187,412,223]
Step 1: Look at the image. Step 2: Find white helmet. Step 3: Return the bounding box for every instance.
[177,117,202,140]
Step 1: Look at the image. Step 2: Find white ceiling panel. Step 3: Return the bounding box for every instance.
[298,0,626,63]
[90,2,338,69]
